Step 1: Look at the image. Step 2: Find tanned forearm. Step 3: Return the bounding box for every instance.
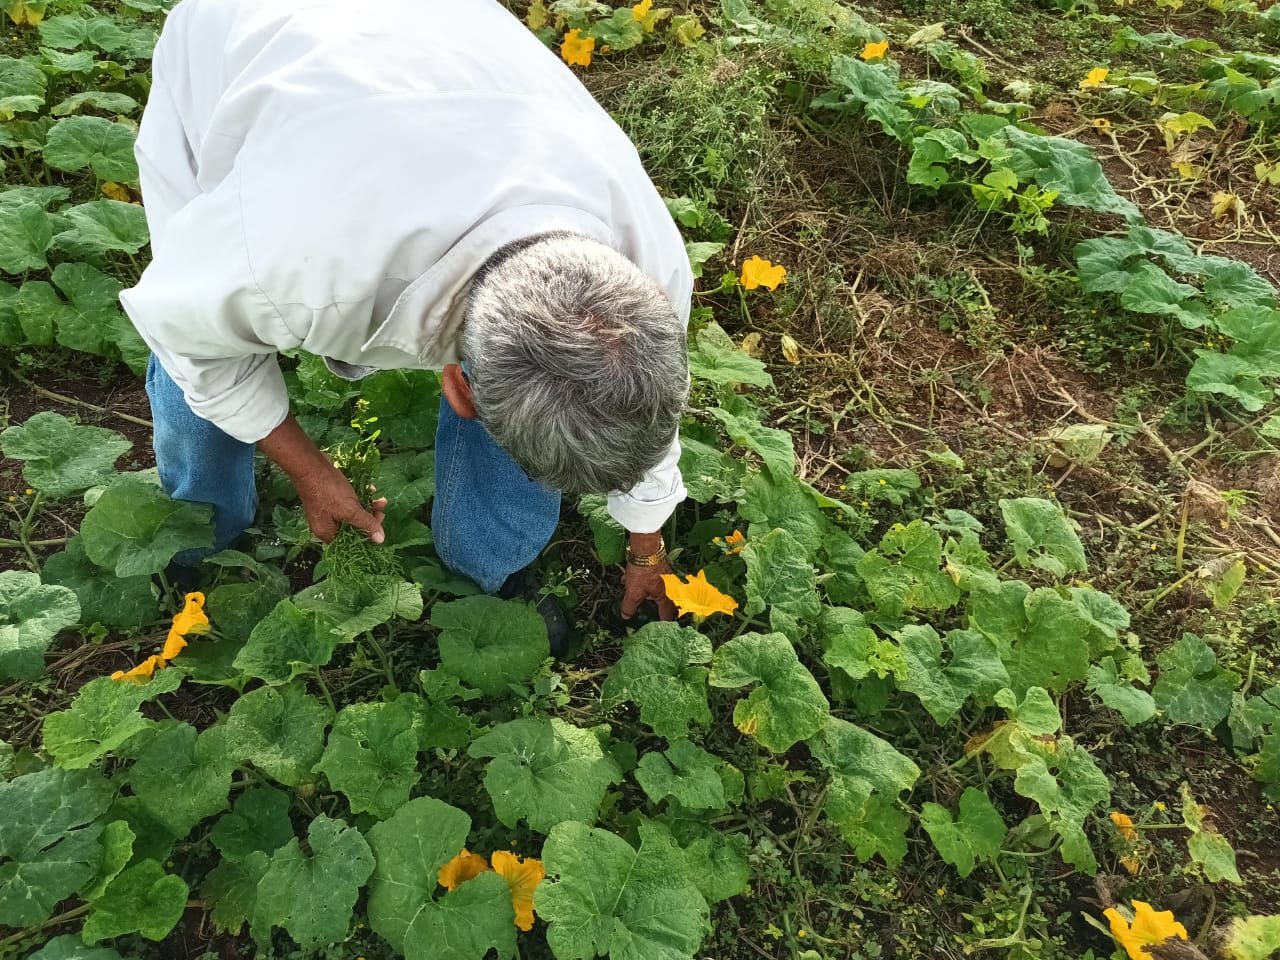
[257,415,331,483]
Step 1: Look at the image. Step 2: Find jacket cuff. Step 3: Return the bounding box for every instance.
[183,355,290,444]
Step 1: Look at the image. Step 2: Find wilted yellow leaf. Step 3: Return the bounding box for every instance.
[740,332,763,357]
[560,28,595,68]
[904,23,946,47]
[860,40,889,61]
[101,182,134,203]
[525,0,548,30]
[780,333,800,363]
[1171,161,1206,180]
[1212,191,1244,221]
[670,14,705,46]
[3,0,47,26]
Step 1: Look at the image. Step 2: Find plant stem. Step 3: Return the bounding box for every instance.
[313,670,337,714]
[0,903,90,952]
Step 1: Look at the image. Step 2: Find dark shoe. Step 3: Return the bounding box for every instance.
[160,561,204,596]
[498,569,572,658]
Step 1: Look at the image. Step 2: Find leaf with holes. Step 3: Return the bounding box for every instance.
[42,671,182,769]
[225,683,329,786]
[127,723,236,837]
[313,700,420,819]
[469,717,622,833]
[367,797,516,960]
[82,859,187,942]
[856,520,961,619]
[601,621,713,740]
[710,633,830,752]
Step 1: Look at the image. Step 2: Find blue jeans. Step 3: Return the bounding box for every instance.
[145,356,561,591]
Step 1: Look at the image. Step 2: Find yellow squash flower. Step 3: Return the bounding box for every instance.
[111,654,165,683]
[632,0,652,21]
[724,530,746,555]
[491,851,544,932]
[861,40,889,60]
[560,28,595,68]
[740,256,787,291]
[1103,900,1188,960]
[1110,811,1138,842]
[1080,67,1109,90]
[438,848,491,891]
[661,570,739,619]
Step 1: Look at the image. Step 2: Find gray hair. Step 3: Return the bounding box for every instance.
[461,232,688,494]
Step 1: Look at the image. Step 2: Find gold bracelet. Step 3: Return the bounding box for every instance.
[626,538,667,567]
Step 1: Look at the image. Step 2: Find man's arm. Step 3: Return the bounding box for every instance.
[258,415,385,544]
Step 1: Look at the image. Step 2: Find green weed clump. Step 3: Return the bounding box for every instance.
[322,416,402,585]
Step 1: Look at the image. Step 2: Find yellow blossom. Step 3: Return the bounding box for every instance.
[1080,67,1109,91]
[438,848,491,891]
[724,530,746,555]
[661,570,739,619]
[24,488,33,495]
[632,0,652,21]
[1092,117,1112,129]
[111,655,165,682]
[560,28,594,68]
[740,256,787,291]
[1110,811,1138,842]
[492,851,544,932]
[1104,901,1188,960]
[861,40,889,60]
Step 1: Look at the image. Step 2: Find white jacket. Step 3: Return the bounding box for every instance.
[121,0,692,533]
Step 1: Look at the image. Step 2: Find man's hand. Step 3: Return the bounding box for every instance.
[295,462,387,544]
[621,531,677,621]
[259,415,386,544]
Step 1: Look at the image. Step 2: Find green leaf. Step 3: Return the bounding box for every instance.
[1200,257,1277,309]
[27,935,124,960]
[536,820,711,960]
[44,116,138,181]
[328,578,423,640]
[919,788,1006,877]
[82,859,188,942]
[80,476,213,578]
[1223,915,1280,960]
[995,686,1061,735]
[708,406,796,479]
[896,625,1008,724]
[366,797,516,960]
[225,683,329,786]
[1087,657,1157,725]
[970,580,1091,696]
[999,497,1086,577]
[820,607,902,682]
[399,689,474,753]
[710,633,830,752]
[635,739,729,811]
[202,852,269,937]
[431,596,548,696]
[1182,782,1241,883]
[359,368,441,451]
[578,493,626,565]
[38,13,128,51]
[678,433,746,503]
[0,570,80,681]
[994,125,1139,218]
[232,599,339,686]
[742,527,821,620]
[0,767,112,926]
[1187,351,1272,412]
[1,411,130,496]
[0,201,53,273]
[127,723,235,837]
[1153,633,1238,729]
[807,716,920,796]
[737,472,829,560]
[313,700,420,819]
[820,531,866,605]
[1011,737,1111,874]
[253,815,374,950]
[54,199,148,254]
[209,787,294,864]
[824,777,910,867]
[80,819,133,901]
[601,621,713,740]
[680,828,750,904]
[42,671,182,769]
[1118,261,1212,329]
[49,91,139,116]
[0,55,45,119]
[855,520,961,619]
[687,321,773,388]
[469,717,622,832]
